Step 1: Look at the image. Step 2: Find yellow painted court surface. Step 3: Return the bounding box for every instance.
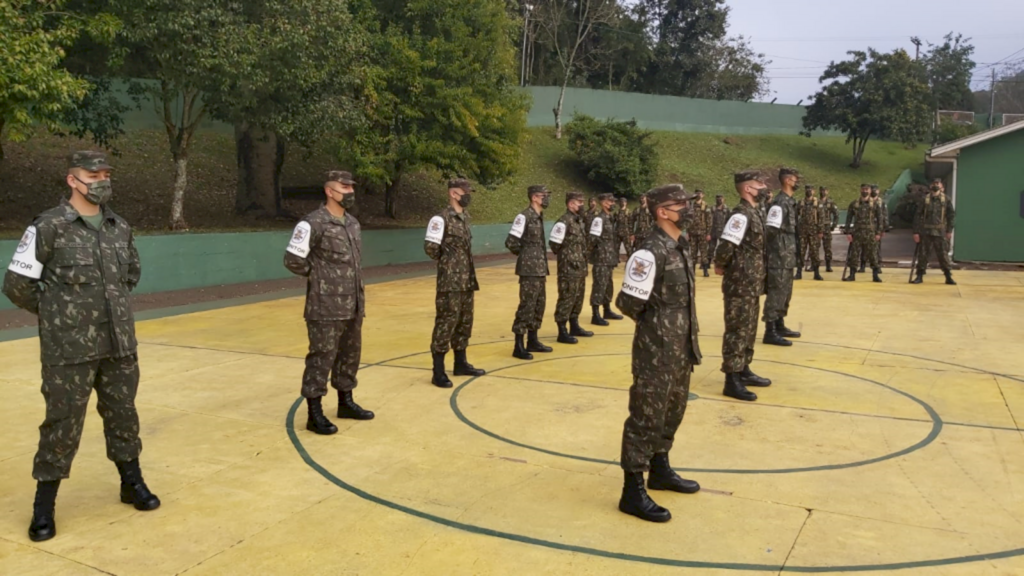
[3,265,1024,575]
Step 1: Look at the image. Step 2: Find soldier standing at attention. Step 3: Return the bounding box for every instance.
[285,170,374,436]
[818,186,839,272]
[843,184,884,283]
[616,184,702,523]
[911,179,957,285]
[762,168,802,347]
[631,194,654,251]
[873,185,889,271]
[798,185,824,281]
[589,193,624,326]
[714,172,772,402]
[424,179,486,388]
[690,190,713,277]
[587,196,599,219]
[506,185,553,360]
[549,191,594,344]
[4,151,159,543]
[615,197,631,257]
[709,194,729,261]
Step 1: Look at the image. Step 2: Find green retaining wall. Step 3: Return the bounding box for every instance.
[953,127,1024,262]
[884,169,913,224]
[0,223,544,311]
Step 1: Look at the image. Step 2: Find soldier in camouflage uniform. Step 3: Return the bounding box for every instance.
[762,168,802,346]
[549,191,594,345]
[709,194,729,263]
[911,179,957,285]
[614,183,702,523]
[587,196,599,219]
[424,179,487,388]
[631,194,654,251]
[843,184,884,283]
[3,152,159,543]
[615,197,631,256]
[285,170,374,436]
[798,185,824,281]
[818,186,839,272]
[506,185,553,359]
[714,171,773,402]
[588,193,624,325]
[874,185,889,271]
[690,190,713,277]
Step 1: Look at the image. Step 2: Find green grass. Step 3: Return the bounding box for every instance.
[0,127,924,237]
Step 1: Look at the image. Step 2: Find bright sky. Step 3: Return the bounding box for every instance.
[724,0,1024,104]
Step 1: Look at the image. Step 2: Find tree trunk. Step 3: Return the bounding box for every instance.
[0,118,5,161]
[384,173,403,219]
[850,135,869,168]
[234,123,285,217]
[553,82,568,139]
[170,151,188,230]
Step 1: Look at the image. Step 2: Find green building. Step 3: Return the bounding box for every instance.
[926,121,1024,263]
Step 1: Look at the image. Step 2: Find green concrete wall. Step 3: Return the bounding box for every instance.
[953,128,1024,262]
[0,222,541,311]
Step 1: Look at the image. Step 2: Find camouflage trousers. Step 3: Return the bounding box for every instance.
[722,295,760,373]
[512,276,547,334]
[620,361,693,473]
[302,319,362,398]
[590,265,614,306]
[847,233,879,270]
[691,232,710,268]
[801,233,821,268]
[822,232,834,263]
[708,238,720,266]
[554,275,586,323]
[34,354,142,481]
[762,268,794,322]
[916,235,952,273]
[431,291,474,354]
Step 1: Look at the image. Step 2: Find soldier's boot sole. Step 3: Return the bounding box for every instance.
[431,374,454,388]
[591,316,610,326]
[120,484,161,511]
[557,334,578,344]
[618,497,672,523]
[306,419,338,435]
[762,336,793,346]
[569,320,594,338]
[602,308,624,321]
[723,387,758,402]
[452,366,485,377]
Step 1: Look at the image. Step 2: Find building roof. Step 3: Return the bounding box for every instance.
[929,120,1024,158]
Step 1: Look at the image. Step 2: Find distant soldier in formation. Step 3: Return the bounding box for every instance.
[549,191,594,344]
[285,170,375,436]
[690,189,713,277]
[506,185,553,360]
[818,186,839,272]
[615,197,632,257]
[589,193,624,325]
[798,185,824,281]
[616,184,702,523]
[631,194,654,251]
[709,194,729,260]
[714,171,772,402]
[4,151,159,542]
[762,168,802,347]
[911,179,957,285]
[843,184,884,283]
[424,179,486,389]
[859,184,888,273]
[587,196,599,219]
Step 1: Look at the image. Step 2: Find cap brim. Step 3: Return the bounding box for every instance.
[337,178,356,185]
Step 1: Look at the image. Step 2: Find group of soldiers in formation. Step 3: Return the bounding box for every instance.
[3,153,962,541]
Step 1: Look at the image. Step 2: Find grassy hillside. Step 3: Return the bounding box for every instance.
[0,127,924,236]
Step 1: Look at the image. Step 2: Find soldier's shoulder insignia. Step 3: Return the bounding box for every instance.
[425,215,445,244]
[766,206,783,228]
[286,221,313,258]
[8,225,43,279]
[549,221,567,244]
[721,214,749,245]
[621,249,656,301]
[509,214,527,238]
[589,216,603,236]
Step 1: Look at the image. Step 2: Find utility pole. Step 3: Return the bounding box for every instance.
[989,68,997,129]
[520,3,532,87]
[911,37,922,60]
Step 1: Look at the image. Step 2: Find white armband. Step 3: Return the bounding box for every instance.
[621,250,656,301]
[7,226,43,279]
[425,216,445,245]
[509,214,526,239]
[766,206,783,229]
[549,222,566,244]
[589,217,603,237]
[286,221,312,258]
[720,214,748,246]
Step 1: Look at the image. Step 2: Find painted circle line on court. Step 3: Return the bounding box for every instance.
[448,352,943,475]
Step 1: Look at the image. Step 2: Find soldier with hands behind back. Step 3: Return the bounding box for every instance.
[762,168,802,347]
[589,193,624,326]
[549,191,594,344]
[506,185,553,360]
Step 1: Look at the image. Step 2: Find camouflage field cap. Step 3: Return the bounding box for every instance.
[734,170,764,185]
[715,194,724,199]
[646,183,695,208]
[695,189,705,195]
[326,170,356,185]
[565,191,584,203]
[860,183,870,188]
[448,178,474,192]
[819,186,828,192]
[67,151,113,172]
[870,184,879,190]
[804,184,814,191]
[778,167,799,179]
[527,184,549,198]
[597,192,615,202]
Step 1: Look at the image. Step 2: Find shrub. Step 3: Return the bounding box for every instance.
[564,114,658,199]
[932,122,978,146]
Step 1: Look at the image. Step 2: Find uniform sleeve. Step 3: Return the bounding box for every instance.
[505,214,526,255]
[284,221,316,277]
[713,214,745,269]
[946,199,955,231]
[615,249,658,322]
[845,202,855,231]
[548,221,566,254]
[424,215,444,261]
[2,220,54,314]
[126,230,142,291]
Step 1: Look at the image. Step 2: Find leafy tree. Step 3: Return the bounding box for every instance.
[923,32,975,112]
[635,0,725,95]
[565,113,658,198]
[803,49,931,168]
[685,36,770,101]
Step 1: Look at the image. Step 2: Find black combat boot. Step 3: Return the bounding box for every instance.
[28,480,60,542]
[826,259,833,272]
[513,333,533,360]
[843,270,856,282]
[116,459,161,511]
[431,352,453,388]
[776,319,801,338]
[527,330,553,353]
[306,397,338,435]
[723,373,758,402]
[910,270,924,284]
[591,305,609,326]
[739,365,772,387]
[872,267,882,283]
[619,472,671,523]
[338,390,374,420]
[556,322,578,344]
[603,304,623,321]
[813,267,823,281]
[795,267,803,280]
[569,316,593,337]
[702,264,709,278]
[859,264,866,273]
[944,271,957,285]
[762,320,792,346]
[453,350,485,377]
[648,453,700,494]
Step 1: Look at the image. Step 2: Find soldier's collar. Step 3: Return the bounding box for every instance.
[59,198,116,224]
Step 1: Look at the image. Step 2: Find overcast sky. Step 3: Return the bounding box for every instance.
[724,0,1024,105]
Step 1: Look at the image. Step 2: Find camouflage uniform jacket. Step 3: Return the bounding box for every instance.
[711,204,730,238]
[549,211,588,278]
[424,207,479,292]
[845,198,884,236]
[505,207,549,277]
[798,197,820,234]
[588,211,619,266]
[3,199,141,365]
[615,208,631,242]
[913,193,955,237]
[617,227,702,367]
[819,197,839,231]
[632,207,654,240]
[284,206,365,321]
[713,200,766,298]
[875,197,890,231]
[690,200,711,236]
[765,193,798,269]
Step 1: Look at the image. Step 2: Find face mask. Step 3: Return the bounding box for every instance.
[540,196,550,209]
[669,207,687,231]
[458,193,472,208]
[930,185,940,192]
[755,188,769,202]
[76,177,112,205]
[870,191,878,198]
[861,190,869,197]
[340,193,356,210]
